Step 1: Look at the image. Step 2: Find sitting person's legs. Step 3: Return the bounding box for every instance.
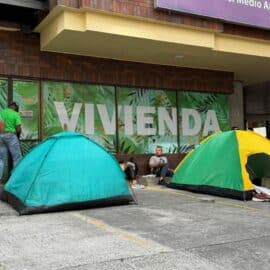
[159,164,174,184]
[160,164,168,179]
[156,164,168,185]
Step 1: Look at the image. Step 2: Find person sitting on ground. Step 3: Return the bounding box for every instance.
[149,146,173,185]
[126,157,138,179]
[119,159,144,189]
[119,158,137,181]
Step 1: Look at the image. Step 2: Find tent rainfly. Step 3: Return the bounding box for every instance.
[169,130,270,200]
[2,132,133,214]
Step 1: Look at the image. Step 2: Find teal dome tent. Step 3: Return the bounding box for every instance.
[3,132,133,215]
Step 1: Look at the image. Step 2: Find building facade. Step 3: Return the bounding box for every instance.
[0,0,269,159]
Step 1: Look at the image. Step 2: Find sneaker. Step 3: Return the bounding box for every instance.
[252,197,264,202]
[158,178,166,185]
[132,184,145,189]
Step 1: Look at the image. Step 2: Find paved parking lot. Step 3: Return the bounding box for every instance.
[0,186,269,270]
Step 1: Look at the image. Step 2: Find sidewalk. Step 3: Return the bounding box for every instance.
[0,186,269,270]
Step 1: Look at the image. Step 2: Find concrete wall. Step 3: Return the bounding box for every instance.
[229,81,244,129]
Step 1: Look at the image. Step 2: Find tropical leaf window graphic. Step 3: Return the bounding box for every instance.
[128,88,147,106]
[117,87,177,154]
[179,91,229,152]
[0,80,8,177]
[210,101,229,130]
[21,139,39,156]
[0,79,8,109]
[40,82,229,154]
[178,144,195,153]
[13,80,39,141]
[194,94,218,113]
[42,81,116,151]
[101,136,116,153]
[120,135,145,154]
[0,80,40,177]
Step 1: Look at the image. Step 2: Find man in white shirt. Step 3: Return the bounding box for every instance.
[149,146,172,185]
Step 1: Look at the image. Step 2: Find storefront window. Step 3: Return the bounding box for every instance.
[13,80,39,154]
[13,80,39,140]
[178,91,229,152]
[117,87,178,154]
[0,79,8,109]
[42,81,116,152]
[0,79,8,178]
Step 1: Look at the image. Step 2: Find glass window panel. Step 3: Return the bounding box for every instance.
[0,79,8,110]
[178,91,229,153]
[117,87,178,154]
[13,80,39,140]
[0,79,8,179]
[21,141,39,156]
[42,81,116,152]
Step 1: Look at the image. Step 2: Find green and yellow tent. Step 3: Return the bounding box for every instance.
[169,130,270,200]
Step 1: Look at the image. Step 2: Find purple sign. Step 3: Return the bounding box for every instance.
[155,0,270,30]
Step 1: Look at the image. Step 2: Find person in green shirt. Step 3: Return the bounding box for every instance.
[0,102,22,182]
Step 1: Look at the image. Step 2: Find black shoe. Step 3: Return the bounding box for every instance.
[158,178,165,185]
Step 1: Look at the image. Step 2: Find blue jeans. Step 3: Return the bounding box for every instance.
[153,164,173,179]
[0,133,22,181]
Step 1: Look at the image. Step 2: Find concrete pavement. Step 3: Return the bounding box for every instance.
[0,186,269,270]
